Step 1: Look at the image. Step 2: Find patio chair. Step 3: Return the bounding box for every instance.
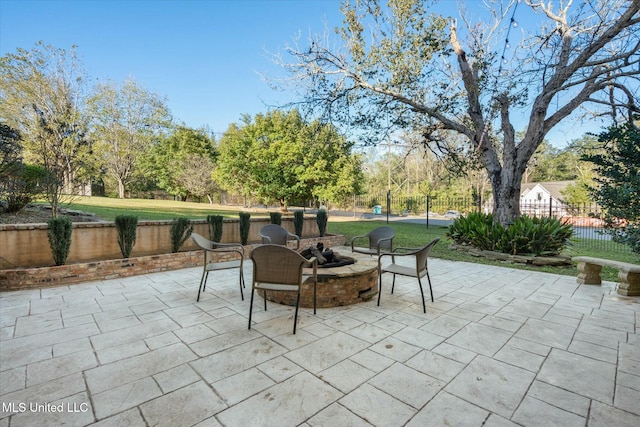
[377,238,440,313]
[248,244,317,334]
[351,226,395,255]
[191,233,245,302]
[259,224,300,249]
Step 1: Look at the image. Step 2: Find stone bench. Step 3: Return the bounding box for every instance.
[573,256,640,296]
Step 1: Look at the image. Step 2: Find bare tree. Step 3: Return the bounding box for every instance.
[276,0,640,225]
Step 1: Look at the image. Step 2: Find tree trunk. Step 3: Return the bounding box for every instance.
[117,179,125,199]
[491,171,522,226]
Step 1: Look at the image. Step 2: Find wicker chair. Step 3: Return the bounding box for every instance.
[351,226,395,255]
[191,233,245,302]
[377,238,440,313]
[259,224,300,249]
[248,244,317,334]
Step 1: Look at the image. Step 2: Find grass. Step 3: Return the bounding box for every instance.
[55,196,639,282]
[58,196,269,221]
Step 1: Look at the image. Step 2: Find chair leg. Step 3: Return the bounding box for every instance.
[426,271,434,302]
[293,292,300,334]
[263,291,267,311]
[248,288,255,330]
[391,274,396,294]
[417,277,426,313]
[377,271,383,306]
[197,270,208,302]
[313,280,317,315]
[238,270,244,301]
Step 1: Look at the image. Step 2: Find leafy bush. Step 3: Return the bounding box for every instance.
[293,210,304,237]
[115,215,138,258]
[583,122,640,254]
[207,215,224,242]
[316,209,328,237]
[170,218,193,253]
[269,212,282,225]
[447,213,573,256]
[239,212,251,245]
[47,216,73,266]
[3,164,46,213]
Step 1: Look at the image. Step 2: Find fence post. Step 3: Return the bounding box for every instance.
[353,193,356,218]
[549,199,553,218]
[386,190,391,224]
[426,195,430,229]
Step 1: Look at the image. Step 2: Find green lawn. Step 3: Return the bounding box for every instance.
[61,196,269,221]
[60,196,638,281]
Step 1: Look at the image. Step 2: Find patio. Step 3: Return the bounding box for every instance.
[1,246,639,427]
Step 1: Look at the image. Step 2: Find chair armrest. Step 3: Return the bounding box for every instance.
[391,246,420,254]
[288,232,301,249]
[304,256,318,278]
[213,241,243,249]
[350,234,367,251]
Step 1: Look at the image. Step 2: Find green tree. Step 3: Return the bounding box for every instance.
[87,78,171,198]
[278,0,640,225]
[145,127,217,200]
[0,122,22,179]
[583,121,640,253]
[1,42,92,216]
[216,110,363,210]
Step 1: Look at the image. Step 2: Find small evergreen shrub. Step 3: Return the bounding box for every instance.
[115,215,138,258]
[269,212,282,225]
[447,213,573,256]
[239,212,251,245]
[207,215,224,242]
[47,216,73,266]
[170,218,193,253]
[293,210,304,237]
[316,209,328,237]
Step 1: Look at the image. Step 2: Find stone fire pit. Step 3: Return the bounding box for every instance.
[259,246,379,308]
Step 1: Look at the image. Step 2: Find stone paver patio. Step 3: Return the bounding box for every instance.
[1,246,639,427]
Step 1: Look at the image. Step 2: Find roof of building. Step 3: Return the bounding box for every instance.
[521,180,574,201]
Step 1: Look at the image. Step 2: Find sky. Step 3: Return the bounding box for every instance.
[1,0,607,146]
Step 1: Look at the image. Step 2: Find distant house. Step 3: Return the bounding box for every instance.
[520,181,574,217]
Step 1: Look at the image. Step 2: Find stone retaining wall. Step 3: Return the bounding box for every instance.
[1,216,320,269]
[0,235,345,291]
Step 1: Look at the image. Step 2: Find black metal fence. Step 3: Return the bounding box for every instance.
[346,193,630,254]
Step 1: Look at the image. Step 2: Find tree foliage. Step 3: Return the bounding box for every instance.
[215,110,364,210]
[277,0,640,225]
[87,78,172,198]
[145,127,217,201]
[1,42,92,216]
[583,121,640,253]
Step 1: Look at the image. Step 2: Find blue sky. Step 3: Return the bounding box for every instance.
[1,0,349,136]
[1,0,604,145]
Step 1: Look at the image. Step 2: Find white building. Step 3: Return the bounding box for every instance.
[520,181,574,217]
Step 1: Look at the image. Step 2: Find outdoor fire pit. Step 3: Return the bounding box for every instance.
[259,245,379,308]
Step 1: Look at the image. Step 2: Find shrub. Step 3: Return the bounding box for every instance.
[269,212,282,225]
[47,216,73,266]
[316,209,328,237]
[293,210,304,237]
[115,215,138,258]
[239,212,251,245]
[207,215,224,242]
[170,218,193,253]
[447,213,573,256]
[3,164,46,213]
